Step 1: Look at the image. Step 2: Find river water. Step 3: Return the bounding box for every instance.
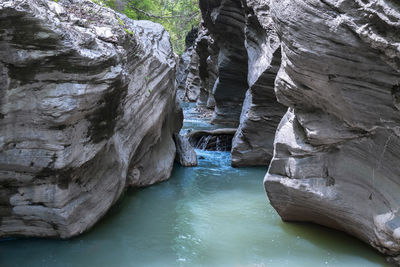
[0,103,387,267]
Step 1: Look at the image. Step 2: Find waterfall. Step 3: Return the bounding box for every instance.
[216,136,226,151]
[196,135,212,150]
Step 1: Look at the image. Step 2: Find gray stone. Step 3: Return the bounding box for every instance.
[0,0,181,238]
[199,0,249,126]
[173,134,198,167]
[265,0,400,260]
[195,25,219,108]
[231,0,287,167]
[176,48,192,101]
[176,24,219,107]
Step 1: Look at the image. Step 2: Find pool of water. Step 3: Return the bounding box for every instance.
[180,102,231,132]
[0,102,388,267]
[0,150,387,267]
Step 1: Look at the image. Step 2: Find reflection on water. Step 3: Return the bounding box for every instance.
[0,102,388,267]
[0,150,387,267]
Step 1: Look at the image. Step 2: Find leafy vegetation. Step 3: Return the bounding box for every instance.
[92,0,200,54]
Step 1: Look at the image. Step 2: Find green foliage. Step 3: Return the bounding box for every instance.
[92,0,200,54]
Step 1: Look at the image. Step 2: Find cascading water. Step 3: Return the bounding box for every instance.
[0,102,388,267]
[196,135,212,150]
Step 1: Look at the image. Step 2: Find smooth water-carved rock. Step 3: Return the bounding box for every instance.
[0,0,181,238]
[174,134,198,167]
[194,25,219,108]
[176,48,192,101]
[265,0,400,262]
[176,28,202,103]
[231,0,287,167]
[184,47,202,102]
[199,0,249,126]
[176,25,218,107]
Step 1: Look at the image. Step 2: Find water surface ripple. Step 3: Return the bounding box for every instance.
[0,103,387,267]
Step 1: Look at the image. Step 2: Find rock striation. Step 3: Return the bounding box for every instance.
[194,25,219,109]
[174,133,198,167]
[176,25,218,108]
[176,47,193,101]
[231,0,287,167]
[264,0,400,262]
[0,0,181,238]
[199,0,249,126]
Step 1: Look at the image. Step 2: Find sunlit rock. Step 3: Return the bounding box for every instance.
[265,0,400,262]
[0,0,181,238]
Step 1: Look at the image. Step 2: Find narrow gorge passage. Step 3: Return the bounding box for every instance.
[0,103,388,267]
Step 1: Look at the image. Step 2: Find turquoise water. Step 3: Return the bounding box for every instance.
[0,103,388,267]
[180,102,228,132]
[0,150,387,267]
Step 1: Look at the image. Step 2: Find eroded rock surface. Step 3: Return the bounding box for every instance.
[0,0,181,238]
[265,0,400,262]
[231,0,287,167]
[176,48,192,101]
[199,0,249,126]
[176,25,218,108]
[174,133,198,167]
[194,25,219,108]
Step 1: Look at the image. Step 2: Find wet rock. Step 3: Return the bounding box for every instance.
[265,0,400,260]
[0,0,181,238]
[199,0,249,126]
[188,128,237,151]
[231,0,287,167]
[173,134,198,167]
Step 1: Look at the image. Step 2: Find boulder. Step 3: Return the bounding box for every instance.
[173,134,198,167]
[265,0,400,262]
[0,0,181,238]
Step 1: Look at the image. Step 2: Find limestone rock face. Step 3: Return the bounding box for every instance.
[176,48,192,101]
[0,0,181,238]
[184,47,202,102]
[195,26,219,108]
[176,25,219,108]
[199,0,249,126]
[265,0,400,261]
[173,134,197,167]
[231,0,287,167]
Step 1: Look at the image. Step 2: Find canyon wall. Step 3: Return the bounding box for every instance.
[231,0,287,167]
[0,0,181,238]
[176,25,218,109]
[198,0,285,165]
[264,0,400,263]
[199,0,249,126]
[200,0,400,262]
